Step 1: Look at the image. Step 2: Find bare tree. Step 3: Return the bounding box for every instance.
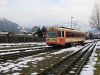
[90,3,100,29]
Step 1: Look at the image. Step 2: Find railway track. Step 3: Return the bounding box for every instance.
[0,44,46,50]
[0,46,53,61]
[0,45,50,53]
[38,42,97,75]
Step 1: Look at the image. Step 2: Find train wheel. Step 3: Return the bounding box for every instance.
[79,42,85,46]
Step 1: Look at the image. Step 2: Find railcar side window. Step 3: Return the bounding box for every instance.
[74,33,76,37]
[69,32,71,37]
[58,31,64,37]
[72,33,74,37]
[58,31,61,37]
[66,32,69,37]
[66,32,80,37]
[66,32,71,37]
[78,33,80,37]
[62,31,64,37]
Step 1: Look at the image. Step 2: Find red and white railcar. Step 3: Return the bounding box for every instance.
[46,27,85,47]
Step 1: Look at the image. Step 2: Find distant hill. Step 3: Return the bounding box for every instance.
[0,17,21,32]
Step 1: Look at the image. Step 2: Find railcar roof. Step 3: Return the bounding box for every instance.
[47,27,84,33]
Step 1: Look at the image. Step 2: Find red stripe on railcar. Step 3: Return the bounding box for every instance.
[58,37,65,45]
[46,42,58,45]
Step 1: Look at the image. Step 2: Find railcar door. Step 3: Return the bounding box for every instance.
[58,31,65,45]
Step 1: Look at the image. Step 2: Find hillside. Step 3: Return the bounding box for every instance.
[0,17,20,32]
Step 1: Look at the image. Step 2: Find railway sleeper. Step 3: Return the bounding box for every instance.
[38,43,92,75]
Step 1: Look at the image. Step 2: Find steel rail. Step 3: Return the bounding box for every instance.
[0,46,51,53]
[0,44,46,50]
[74,42,96,75]
[37,43,92,75]
[0,46,54,61]
[59,42,96,75]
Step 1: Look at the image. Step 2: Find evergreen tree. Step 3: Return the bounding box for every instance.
[37,27,43,37]
[41,26,47,32]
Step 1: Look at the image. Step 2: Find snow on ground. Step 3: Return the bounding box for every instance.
[80,41,99,75]
[85,39,100,43]
[0,45,84,74]
[0,45,50,56]
[31,72,38,75]
[11,73,21,75]
[0,42,46,48]
[0,51,20,55]
[0,56,44,73]
[0,42,96,75]
[80,51,97,75]
[51,46,83,55]
[0,55,44,73]
[0,45,50,52]
[96,41,100,50]
[85,40,94,43]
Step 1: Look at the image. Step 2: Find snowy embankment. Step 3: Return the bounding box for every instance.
[51,46,82,55]
[0,42,46,48]
[85,39,100,44]
[85,40,94,43]
[80,41,100,75]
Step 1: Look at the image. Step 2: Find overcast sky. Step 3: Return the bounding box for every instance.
[0,0,96,27]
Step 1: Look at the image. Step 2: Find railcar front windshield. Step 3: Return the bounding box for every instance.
[47,31,57,37]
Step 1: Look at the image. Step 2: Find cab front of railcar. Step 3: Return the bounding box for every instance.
[46,31,59,46]
[46,28,66,46]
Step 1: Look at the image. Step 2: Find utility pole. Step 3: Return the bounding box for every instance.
[71,17,74,29]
